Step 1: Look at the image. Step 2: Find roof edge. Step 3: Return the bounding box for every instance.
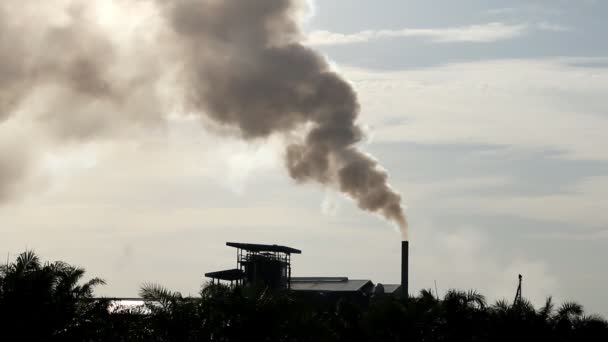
[226,242,302,254]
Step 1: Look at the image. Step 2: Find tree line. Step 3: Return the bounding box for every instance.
[1,251,606,341]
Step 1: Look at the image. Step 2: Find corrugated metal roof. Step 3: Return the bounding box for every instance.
[291,277,373,292]
[205,268,244,281]
[226,242,302,254]
[292,277,348,282]
[380,284,402,294]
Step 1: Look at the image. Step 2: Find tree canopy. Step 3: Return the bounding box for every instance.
[1,251,606,341]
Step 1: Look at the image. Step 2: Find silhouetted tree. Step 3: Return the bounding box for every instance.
[2,250,607,341]
[0,251,107,341]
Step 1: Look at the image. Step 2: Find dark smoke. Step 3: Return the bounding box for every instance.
[160,0,408,236]
[0,0,408,236]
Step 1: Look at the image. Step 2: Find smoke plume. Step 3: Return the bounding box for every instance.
[0,0,165,200]
[0,0,408,238]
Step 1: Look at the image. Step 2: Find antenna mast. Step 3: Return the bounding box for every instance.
[513,274,523,306]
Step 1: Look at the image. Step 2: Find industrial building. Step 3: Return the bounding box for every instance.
[205,242,406,297]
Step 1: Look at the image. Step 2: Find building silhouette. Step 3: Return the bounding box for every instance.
[205,242,403,297]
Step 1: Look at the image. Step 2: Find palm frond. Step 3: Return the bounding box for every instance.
[516,298,536,314]
[558,301,584,319]
[140,282,182,302]
[14,250,41,273]
[79,277,106,298]
[84,277,106,288]
[419,289,436,301]
[52,265,87,296]
[467,290,487,309]
[443,289,466,302]
[492,299,511,312]
[580,314,608,323]
[538,296,554,318]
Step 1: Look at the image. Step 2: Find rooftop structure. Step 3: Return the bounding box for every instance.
[205,242,300,289]
[226,242,302,255]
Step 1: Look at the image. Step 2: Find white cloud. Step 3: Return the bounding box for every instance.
[306,22,528,45]
[344,58,608,160]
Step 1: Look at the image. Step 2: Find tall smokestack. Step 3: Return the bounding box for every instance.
[401,240,408,298]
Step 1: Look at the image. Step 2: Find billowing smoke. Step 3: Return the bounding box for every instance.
[0,0,165,200]
[160,0,408,237]
[0,2,163,135]
[0,0,408,238]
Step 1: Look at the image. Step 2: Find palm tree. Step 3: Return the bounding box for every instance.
[557,301,584,321]
[538,296,555,322]
[53,262,106,299]
[435,290,489,340]
[572,314,608,340]
[0,250,107,341]
[11,250,41,274]
[443,289,487,310]
[140,282,183,311]
[139,283,208,342]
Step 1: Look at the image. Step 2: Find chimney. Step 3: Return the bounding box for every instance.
[401,240,408,297]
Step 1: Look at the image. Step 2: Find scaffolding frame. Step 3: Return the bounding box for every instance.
[235,247,293,289]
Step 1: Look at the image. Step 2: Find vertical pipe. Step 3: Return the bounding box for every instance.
[401,240,409,298]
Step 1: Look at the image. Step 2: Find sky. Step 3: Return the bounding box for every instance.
[2,0,608,315]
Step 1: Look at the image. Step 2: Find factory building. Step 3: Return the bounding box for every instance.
[205,242,405,297]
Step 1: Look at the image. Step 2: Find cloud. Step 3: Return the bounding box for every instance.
[342,58,608,160]
[412,223,559,307]
[484,4,565,17]
[537,22,570,32]
[485,8,518,16]
[306,22,528,46]
[401,176,512,203]
[528,229,608,241]
[442,177,608,227]
[0,141,31,202]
